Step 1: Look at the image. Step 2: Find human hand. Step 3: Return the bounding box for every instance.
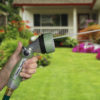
[5,42,38,80]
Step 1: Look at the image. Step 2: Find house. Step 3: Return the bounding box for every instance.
[13,0,100,38]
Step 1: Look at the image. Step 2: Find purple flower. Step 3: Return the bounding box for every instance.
[96,48,100,53]
[79,43,85,48]
[85,47,94,53]
[72,46,78,52]
[78,47,85,53]
[72,44,85,53]
[93,48,100,53]
[96,53,100,60]
[93,49,97,53]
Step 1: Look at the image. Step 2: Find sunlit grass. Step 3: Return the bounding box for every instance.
[0,48,100,100]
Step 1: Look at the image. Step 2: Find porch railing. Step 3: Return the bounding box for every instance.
[31,27,74,38]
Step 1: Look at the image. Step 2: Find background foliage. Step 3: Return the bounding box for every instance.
[54,37,78,47]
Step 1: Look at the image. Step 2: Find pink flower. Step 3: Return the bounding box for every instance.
[85,47,94,53]
[72,46,78,52]
[79,43,85,48]
[72,45,85,53]
[93,48,100,53]
[96,53,100,60]
[96,48,100,53]
[78,47,85,53]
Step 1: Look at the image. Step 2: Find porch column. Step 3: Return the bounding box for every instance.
[98,10,100,25]
[20,7,26,20]
[73,8,78,38]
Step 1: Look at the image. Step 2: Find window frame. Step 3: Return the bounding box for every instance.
[34,14,68,27]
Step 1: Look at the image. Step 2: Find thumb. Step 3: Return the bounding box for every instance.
[14,42,23,56]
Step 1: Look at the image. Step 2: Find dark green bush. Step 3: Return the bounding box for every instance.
[55,37,78,47]
[63,37,78,47]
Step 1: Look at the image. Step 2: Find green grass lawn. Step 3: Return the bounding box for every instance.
[0,48,100,100]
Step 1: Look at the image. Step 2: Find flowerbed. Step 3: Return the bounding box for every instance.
[78,25,100,44]
[72,42,100,60]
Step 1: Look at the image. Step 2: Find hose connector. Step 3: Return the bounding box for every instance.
[5,88,14,96]
[2,88,14,100]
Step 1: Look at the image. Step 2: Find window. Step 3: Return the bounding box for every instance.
[61,14,68,26]
[41,15,60,26]
[78,14,89,30]
[34,14,68,26]
[91,13,98,23]
[0,15,6,26]
[34,14,40,26]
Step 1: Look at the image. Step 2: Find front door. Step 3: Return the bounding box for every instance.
[78,14,89,31]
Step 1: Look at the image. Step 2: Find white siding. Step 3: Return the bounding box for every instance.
[19,9,34,27]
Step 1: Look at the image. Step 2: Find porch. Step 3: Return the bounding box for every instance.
[31,26,74,38]
[20,6,99,38]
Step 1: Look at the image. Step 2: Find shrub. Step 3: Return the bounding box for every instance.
[0,38,29,68]
[63,37,78,47]
[35,53,51,67]
[19,29,33,39]
[5,24,19,39]
[0,20,33,43]
[55,37,78,47]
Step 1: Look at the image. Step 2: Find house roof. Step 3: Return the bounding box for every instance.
[13,0,94,6]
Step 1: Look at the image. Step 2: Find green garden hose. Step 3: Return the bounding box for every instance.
[3,95,10,100]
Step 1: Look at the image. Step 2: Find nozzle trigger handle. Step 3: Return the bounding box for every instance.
[7,58,27,90]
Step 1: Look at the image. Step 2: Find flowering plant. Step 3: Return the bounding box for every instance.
[96,53,100,60]
[72,43,100,53]
[86,19,96,27]
[72,42,100,60]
